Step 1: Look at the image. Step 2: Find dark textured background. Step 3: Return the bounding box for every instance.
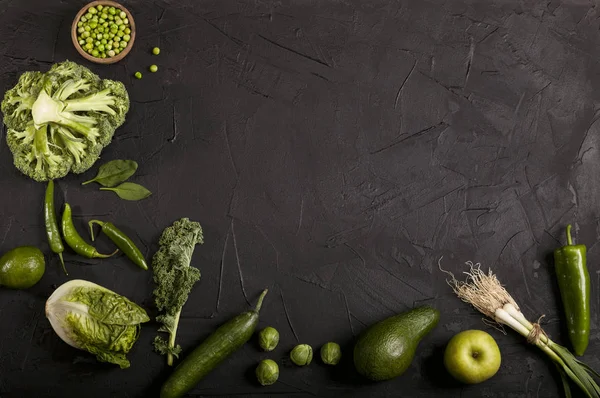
[0,0,599,397]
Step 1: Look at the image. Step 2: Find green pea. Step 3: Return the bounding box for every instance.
[84,25,91,31]
[86,37,93,43]
[96,4,103,11]
[120,41,127,48]
[108,50,116,57]
[91,16,98,22]
[97,26,104,33]
[114,48,121,55]
[103,21,109,27]
[83,31,90,38]
[90,22,97,28]
[77,27,84,34]
[108,14,114,20]
[123,34,130,41]
[101,13,108,19]
[117,31,124,37]
[78,39,85,46]
[115,17,122,25]
[119,11,126,19]
[106,44,112,51]
[80,16,87,23]
[98,44,105,52]
[85,12,93,19]
[109,32,115,39]
[119,24,126,31]
[96,34,103,40]
[99,18,105,24]
[77,21,83,27]
[94,40,101,47]
[103,34,109,40]
[124,27,131,34]
[152,47,160,55]
[134,71,142,79]
[149,64,158,72]
[101,38,107,44]
[91,49,99,57]
[123,18,129,25]
[108,7,116,15]
[88,6,97,14]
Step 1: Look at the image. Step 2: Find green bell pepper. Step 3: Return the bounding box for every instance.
[554,224,590,356]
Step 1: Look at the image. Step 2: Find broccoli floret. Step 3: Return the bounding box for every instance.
[1,61,129,182]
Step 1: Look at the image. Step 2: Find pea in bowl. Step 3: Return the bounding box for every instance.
[71,1,135,64]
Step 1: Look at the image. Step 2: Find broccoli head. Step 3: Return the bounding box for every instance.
[1,60,129,182]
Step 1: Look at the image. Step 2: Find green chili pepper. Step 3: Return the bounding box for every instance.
[44,181,67,275]
[554,224,590,356]
[61,203,117,259]
[88,220,148,270]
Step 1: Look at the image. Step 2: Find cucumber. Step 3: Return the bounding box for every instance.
[160,289,268,398]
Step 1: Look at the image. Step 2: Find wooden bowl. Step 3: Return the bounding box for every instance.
[71,1,136,64]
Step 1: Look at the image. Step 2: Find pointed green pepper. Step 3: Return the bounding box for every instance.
[554,224,590,356]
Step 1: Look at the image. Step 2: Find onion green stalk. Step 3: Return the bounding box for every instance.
[443,261,600,398]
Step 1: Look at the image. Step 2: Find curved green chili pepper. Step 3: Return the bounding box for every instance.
[88,220,148,270]
[44,180,67,275]
[61,203,117,259]
[554,224,590,356]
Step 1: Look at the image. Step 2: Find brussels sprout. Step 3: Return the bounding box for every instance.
[259,327,280,352]
[320,342,341,365]
[290,344,313,366]
[256,359,279,386]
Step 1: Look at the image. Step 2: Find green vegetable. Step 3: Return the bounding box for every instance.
[320,342,341,365]
[1,61,129,182]
[45,180,67,275]
[95,179,148,199]
[61,203,117,259]
[445,264,600,398]
[152,47,160,55]
[160,289,268,398]
[82,159,138,187]
[134,71,142,79]
[354,306,439,381]
[153,218,204,366]
[45,279,150,368]
[256,359,279,386]
[100,182,151,201]
[554,225,590,356]
[149,65,158,73]
[89,220,148,270]
[76,6,131,58]
[290,344,313,366]
[0,246,45,289]
[258,326,279,352]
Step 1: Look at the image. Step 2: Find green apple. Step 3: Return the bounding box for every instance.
[444,329,501,384]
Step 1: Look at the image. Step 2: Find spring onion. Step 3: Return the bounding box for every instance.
[443,261,600,398]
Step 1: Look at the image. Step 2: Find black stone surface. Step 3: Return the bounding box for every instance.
[0,0,599,397]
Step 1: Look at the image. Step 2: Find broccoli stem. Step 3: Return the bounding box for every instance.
[167,309,182,367]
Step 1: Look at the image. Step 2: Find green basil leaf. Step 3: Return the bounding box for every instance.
[100,182,152,201]
[82,160,138,187]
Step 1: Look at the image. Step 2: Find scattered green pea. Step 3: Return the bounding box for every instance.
[152,47,160,55]
[134,71,142,79]
[149,64,158,72]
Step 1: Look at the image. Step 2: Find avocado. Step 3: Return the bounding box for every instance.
[353,306,440,381]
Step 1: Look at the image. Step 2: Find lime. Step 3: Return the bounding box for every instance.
[0,246,45,289]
